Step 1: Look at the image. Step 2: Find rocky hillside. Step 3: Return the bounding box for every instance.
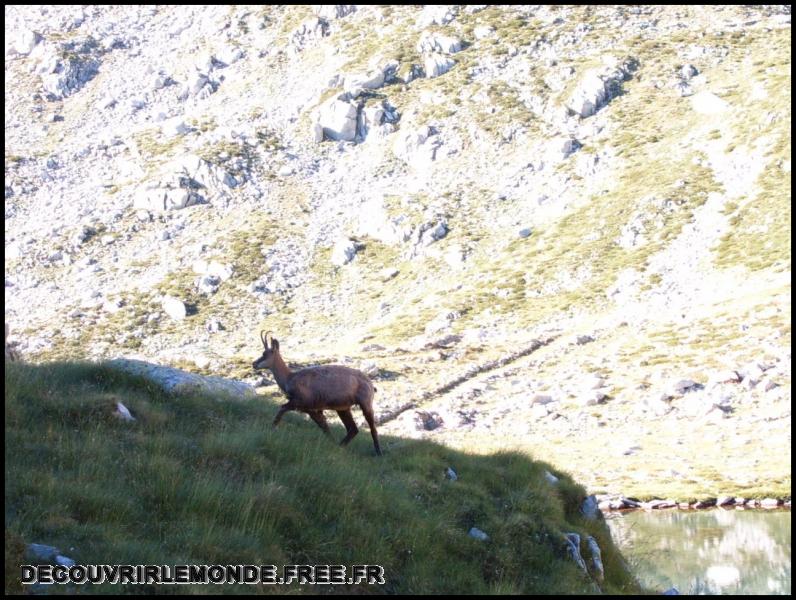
[4,5,791,500]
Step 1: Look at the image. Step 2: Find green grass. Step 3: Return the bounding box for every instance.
[5,360,641,594]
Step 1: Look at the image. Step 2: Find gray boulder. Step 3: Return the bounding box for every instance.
[107,359,256,400]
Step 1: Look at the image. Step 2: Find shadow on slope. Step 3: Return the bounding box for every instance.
[5,361,641,594]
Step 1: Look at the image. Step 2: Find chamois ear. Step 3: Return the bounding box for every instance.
[271,338,279,351]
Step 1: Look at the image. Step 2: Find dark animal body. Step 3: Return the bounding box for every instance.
[253,331,382,455]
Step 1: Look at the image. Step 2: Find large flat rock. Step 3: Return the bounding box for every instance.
[107,359,256,400]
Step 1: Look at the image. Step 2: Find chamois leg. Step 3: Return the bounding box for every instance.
[273,403,292,427]
[336,409,359,446]
[307,410,331,435]
[360,403,382,456]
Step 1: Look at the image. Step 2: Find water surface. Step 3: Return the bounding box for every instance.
[606,508,791,595]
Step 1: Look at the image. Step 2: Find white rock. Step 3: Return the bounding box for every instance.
[672,379,699,395]
[531,403,549,419]
[578,391,606,406]
[134,186,194,211]
[6,28,42,56]
[312,121,324,143]
[421,222,448,245]
[161,117,191,137]
[424,53,455,78]
[392,125,441,166]
[531,394,554,405]
[415,410,445,431]
[318,98,358,141]
[379,267,399,281]
[417,5,458,27]
[706,565,740,588]
[344,69,385,97]
[314,5,356,20]
[567,71,606,118]
[564,533,588,573]
[55,555,76,568]
[161,295,186,321]
[197,275,221,295]
[114,402,136,421]
[586,536,604,582]
[108,358,256,399]
[707,370,741,387]
[417,31,463,55]
[359,361,379,377]
[331,238,358,266]
[544,470,559,484]
[691,91,729,115]
[102,298,124,314]
[680,64,698,80]
[582,374,605,390]
[474,25,495,40]
[217,45,244,65]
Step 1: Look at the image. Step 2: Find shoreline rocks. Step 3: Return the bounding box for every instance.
[596,493,791,512]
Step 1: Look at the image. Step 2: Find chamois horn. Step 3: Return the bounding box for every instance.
[260,330,273,349]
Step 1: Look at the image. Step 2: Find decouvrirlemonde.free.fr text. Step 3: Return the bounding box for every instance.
[22,564,385,585]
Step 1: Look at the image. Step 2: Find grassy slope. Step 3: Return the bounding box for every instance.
[4,361,641,594]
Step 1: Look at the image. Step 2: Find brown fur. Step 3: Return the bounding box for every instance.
[253,331,382,455]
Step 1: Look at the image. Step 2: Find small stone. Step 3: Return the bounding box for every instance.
[707,370,741,387]
[672,379,699,395]
[114,402,135,422]
[380,267,399,282]
[580,495,600,520]
[531,403,549,419]
[680,64,698,80]
[446,467,458,481]
[206,319,224,333]
[468,527,489,541]
[579,390,606,406]
[55,555,76,567]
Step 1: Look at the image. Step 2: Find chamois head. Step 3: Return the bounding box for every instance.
[252,330,280,370]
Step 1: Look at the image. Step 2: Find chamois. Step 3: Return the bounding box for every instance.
[252,331,382,456]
